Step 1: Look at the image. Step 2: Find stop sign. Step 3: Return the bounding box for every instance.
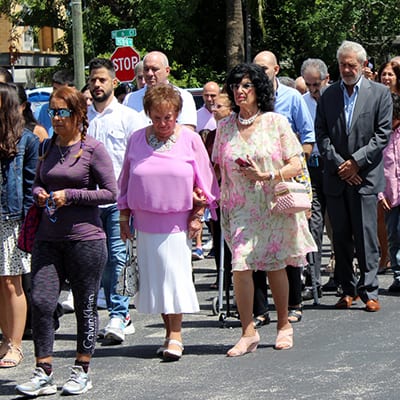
[111,46,140,83]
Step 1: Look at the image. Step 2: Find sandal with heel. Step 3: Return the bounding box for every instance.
[227,331,260,357]
[156,338,170,357]
[0,343,24,368]
[275,326,293,350]
[163,339,184,361]
[288,306,303,323]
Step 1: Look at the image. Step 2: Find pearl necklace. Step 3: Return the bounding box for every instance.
[238,110,260,125]
[148,133,177,152]
[57,144,71,164]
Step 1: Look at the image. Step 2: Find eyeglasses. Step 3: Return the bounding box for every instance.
[230,83,254,91]
[45,192,57,223]
[305,81,323,88]
[47,108,73,118]
[212,104,227,110]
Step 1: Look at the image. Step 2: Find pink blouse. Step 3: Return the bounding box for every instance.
[118,126,219,233]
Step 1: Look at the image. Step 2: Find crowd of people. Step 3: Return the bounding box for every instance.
[1,39,400,396]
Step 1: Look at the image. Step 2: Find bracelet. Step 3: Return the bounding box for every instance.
[119,215,130,222]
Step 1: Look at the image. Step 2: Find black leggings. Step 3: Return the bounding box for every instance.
[31,239,107,358]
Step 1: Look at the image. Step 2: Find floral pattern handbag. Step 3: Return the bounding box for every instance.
[116,239,139,297]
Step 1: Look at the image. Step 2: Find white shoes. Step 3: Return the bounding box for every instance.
[61,290,74,312]
[98,314,135,342]
[61,287,108,313]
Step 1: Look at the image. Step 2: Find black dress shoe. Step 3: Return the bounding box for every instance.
[302,286,322,301]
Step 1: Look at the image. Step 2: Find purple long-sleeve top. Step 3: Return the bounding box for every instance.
[33,135,117,241]
[118,126,220,234]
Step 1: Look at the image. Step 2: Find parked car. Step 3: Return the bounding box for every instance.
[187,88,204,110]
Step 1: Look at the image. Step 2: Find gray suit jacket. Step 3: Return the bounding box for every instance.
[315,78,392,196]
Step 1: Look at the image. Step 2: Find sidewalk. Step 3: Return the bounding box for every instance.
[1,247,399,399]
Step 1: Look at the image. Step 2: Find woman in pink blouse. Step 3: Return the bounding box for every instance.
[118,84,219,361]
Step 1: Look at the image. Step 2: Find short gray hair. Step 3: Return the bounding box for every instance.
[336,40,367,64]
[301,58,328,80]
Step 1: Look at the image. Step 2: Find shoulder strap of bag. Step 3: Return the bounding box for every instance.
[39,138,51,158]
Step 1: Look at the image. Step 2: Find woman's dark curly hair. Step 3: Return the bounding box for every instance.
[226,63,275,114]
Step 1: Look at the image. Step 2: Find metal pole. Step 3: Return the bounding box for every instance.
[71,0,85,90]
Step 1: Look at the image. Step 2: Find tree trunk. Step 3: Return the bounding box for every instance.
[226,0,244,72]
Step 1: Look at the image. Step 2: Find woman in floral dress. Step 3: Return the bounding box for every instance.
[213,63,316,356]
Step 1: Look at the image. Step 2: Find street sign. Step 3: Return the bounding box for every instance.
[110,46,140,82]
[115,37,133,47]
[111,28,137,39]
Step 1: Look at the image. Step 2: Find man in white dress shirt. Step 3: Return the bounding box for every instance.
[123,51,197,130]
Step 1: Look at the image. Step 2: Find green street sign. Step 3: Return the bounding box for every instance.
[111,28,137,39]
[115,37,133,46]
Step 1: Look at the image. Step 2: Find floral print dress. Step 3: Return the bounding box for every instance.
[213,112,316,272]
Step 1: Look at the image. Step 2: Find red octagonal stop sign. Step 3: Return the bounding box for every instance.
[110,46,140,83]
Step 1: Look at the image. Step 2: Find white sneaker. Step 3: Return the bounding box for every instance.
[97,287,107,309]
[104,317,125,342]
[61,290,74,312]
[61,366,92,395]
[203,239,213,251]
[16,367,57,397]
[99,314,135,339]
[123,313,135,335]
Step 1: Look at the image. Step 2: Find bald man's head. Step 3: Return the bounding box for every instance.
[253,51,280,83]
[202,81,220,111]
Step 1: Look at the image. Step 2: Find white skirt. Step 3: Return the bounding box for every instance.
[135,230,200,314]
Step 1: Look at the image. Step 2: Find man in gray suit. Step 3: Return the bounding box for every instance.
[315,40,392,312]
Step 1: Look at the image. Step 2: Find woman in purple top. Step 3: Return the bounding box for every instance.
[16,87,117,397]
[118,84,219,362]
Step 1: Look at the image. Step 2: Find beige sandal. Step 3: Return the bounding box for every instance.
[275,326,293,350]
[163,339,184,361]
[0,343,24,368]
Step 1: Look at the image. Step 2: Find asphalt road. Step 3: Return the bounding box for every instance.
[1,239,400,400]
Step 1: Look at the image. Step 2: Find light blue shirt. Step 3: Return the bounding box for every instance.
[37,102,53,137]
[274,79,315,144]
[340,77,362,133]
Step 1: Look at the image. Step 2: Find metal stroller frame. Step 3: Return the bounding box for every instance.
[211,230,239,326]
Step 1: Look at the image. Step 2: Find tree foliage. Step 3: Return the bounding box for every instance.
[2,0,400,85]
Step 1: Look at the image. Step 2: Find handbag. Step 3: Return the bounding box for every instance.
[17,204,42,253]
[17,139,50,253]
[116,239,139,297]
[272,169,311,214]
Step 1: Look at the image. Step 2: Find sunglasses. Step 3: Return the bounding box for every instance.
[230,83,254,91]
[47,108,73,118]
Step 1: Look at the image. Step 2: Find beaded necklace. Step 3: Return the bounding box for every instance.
[148,133,177,152]
[238,110,260,125]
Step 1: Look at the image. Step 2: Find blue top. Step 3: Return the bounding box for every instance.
[274,80,315,144]
[37,102,53,137]
[1,128,39,221]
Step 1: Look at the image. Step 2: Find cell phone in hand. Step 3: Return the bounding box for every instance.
[235,157,251,167]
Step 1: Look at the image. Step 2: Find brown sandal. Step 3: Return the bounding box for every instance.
[0,343,24,368]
